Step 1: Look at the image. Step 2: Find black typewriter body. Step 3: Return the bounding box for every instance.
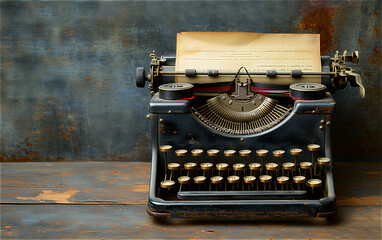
[136,52,364,219]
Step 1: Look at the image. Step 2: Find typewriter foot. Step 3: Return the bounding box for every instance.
[146,207,171,219]
[317,210,336,220]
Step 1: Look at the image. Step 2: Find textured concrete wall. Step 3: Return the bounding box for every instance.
[1,1,380,162]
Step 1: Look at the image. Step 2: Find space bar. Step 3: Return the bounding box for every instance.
[177,190,307,200]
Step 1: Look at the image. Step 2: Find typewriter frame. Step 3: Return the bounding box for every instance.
[146,93,336,219]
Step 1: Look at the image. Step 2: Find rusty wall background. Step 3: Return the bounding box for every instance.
[1,1,381,162]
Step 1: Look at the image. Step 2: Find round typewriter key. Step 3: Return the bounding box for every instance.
[307,144,320,152]
[244,176,256,191]
[160,145,172,180]
[273,150,285,157]
[307,179,322,188]
[191,149,203,172]
[317,157,330,181]
[216,163,228,171]
[244,176,256,184]
[290,148,302,165]
[207,149,219,174]
[256,149,268,157]
[239,149,251,157]
[160,180,175,189]
[259,175,272,190]
[184,162,197,179]
[194,176,206,184]
[300,162,313,169]
[300,161,313,178]
[178,176,190,192]
[290,148,302,155]
[256,149,268,172]
[293,175,307,184]
[265,163,278,171]
[239,149,251,166]
[178,176,190,184]
[200,162,213,170]
[249,163,261,171]
[200,162,213,178]
[207,149,219,157]
[184,162,197,170]
[168,163,180,170]
[317,157,330,166]
[175,149,187,175]
[160,145,173,152]
[233,163,245,171]
[249,162,261,178]
[194,176,206,190]
[210,176,223,191]
[282,162,295,178]
[168,163,180,181]
[191,149,203,156]
[227,175,240,190]
[224,150,236,157]
[200,163,214,171]
[273,150,285,169]
[293,175,306,191]
[307,179,324,198]
[277,176,289,190]
[307,144,320,169]
[175,149,188,157]
[227,175,240,183]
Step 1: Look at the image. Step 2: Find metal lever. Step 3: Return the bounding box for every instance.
[347,71,365,98]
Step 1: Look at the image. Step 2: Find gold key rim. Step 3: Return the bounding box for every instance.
[307,144,320,152]
[210,176,223,184]
[239,149,251,157]
[282,162,295,170]
[265,163,278,171]
[178,176,191,184]
[194,176,207,184]
[233,163,245,171]
[277,176,289,184]
[293,175,306,183]
[200,162,213,170]
[184,162,197,170]
[216,163,228,171]
[300,162,313,169]
[259,175,272,183]
[244,176,256,183]
[273,150,285,157]
[256,149,268,156]
[227,175,240,183]
[191,149,204,156]
[160,180,175,188]
[317,157,331,166]
[290,148,302,156]
[175,149,188,156]
[168,162,181,170]
[224,149,236,157]
[249,163,261,170]
[160,145,173,152]
[207,149,219,156]
[307,179,322,188]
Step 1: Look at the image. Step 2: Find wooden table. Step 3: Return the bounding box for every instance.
[1,162,381,239]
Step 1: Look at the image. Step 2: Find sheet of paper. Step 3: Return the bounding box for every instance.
[175,32,321,84]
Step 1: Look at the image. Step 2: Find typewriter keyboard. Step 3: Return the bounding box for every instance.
[157,145,330,201]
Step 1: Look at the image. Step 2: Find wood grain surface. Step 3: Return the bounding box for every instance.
[1,162,381,239]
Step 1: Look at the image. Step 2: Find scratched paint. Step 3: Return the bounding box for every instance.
[0,1,380,162]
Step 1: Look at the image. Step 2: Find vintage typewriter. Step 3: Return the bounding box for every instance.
[136,33,364,218]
